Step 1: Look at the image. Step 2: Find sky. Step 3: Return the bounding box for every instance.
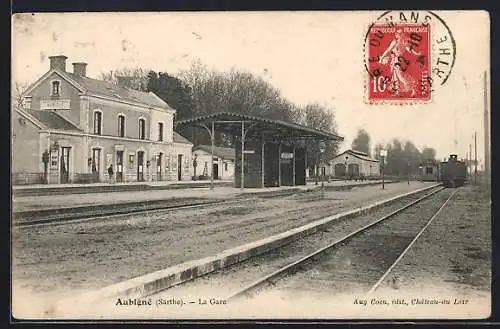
[11,11,490,167]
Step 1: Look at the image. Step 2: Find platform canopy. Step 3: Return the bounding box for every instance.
[175,112,344,142]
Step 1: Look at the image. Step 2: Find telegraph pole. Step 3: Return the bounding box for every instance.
[483,71,490,185]
[474,131,478,185]
[466,151,469,182]
[469,143,472,181]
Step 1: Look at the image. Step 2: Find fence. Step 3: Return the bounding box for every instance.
[12,172,101,185]
[11,173,45,185]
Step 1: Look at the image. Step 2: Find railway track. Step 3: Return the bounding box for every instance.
[12,187,324,228]
[223,186,456,301]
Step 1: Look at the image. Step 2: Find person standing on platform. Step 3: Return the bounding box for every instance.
[108,164,114,184]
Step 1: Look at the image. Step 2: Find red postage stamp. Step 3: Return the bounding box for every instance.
[367,23,431,102]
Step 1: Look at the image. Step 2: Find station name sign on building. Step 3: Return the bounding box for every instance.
[40,99,71,110]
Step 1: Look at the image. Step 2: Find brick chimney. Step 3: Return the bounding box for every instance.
[72,62,87,77]
[116,76,133,88]
[49,55,68,72]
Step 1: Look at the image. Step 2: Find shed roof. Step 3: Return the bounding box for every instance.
[333,149,379,163]
[173,132,192,144]
[194,145,236,160]
[175,112,343,141]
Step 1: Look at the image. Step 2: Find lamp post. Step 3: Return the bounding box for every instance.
[50,141,59,185]
[42,150,49,184]
[314,149,319,186]
[407,161,411,185]
[379,149,387,189]
[319,141,326,190]
[345,156,349,182]
[419,165,423,181]
[193,155,198,181]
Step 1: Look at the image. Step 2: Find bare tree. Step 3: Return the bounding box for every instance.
[100,67,150,91]
[177,63,296,122]
[296,103,341,171]
[12,81,28,109]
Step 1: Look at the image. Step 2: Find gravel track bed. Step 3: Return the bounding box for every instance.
[375,185,491,298]
[150,187,442,299]
[11,182,434,302]
[250,188,455,300]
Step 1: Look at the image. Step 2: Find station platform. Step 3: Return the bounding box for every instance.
[12,180,394,213]
[11,179,234,197]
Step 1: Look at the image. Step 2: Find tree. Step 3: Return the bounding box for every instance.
[12,81,28,109]
[421,147,436,161]
[146,72,195,120]
[145,71,200,143]
[177,63,302,146]
[373,143,384,161]
[101,67,150,91]
[351,129,371,156]
[385,139,403,175]
[178,63,296,122]
[403,141,421,175]
[294,103,340,171]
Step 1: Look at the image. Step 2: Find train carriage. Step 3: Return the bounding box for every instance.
[419,160,439,181]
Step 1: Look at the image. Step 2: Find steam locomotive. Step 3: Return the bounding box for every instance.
[439,154,467,187]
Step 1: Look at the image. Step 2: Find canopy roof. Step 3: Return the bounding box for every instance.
[175,112,343,142]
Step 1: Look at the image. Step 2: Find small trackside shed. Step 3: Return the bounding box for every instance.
[175,112,343,189]
[328,149,380,179]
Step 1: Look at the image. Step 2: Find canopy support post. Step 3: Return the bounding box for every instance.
[261,132,265,188]
[278,142,282,187]
[241,121,245,190]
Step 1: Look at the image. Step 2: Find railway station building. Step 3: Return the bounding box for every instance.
[176,112,344,188]
[12,55,193,185]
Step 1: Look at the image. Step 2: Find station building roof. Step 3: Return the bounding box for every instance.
[173,132,192,144]
[17,109,82,132]
[194,145,236,161]
[333,149,379,163]
[175,112,343,142]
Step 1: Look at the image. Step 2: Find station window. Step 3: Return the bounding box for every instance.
[158,122,164,141]
[139,118,146,140]
[50,80,61,96]
[425,167,433,174]
[118,115,125,137]
[51,80,61,96]
[93,111,102,135]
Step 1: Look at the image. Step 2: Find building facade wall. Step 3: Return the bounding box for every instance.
[150,109,174,143]
[26,72,82,128]
[11,111,41,174]
[193,149,235,180]
[87,97,150,139]
[171,143,193,181]
[329,156,380,177]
